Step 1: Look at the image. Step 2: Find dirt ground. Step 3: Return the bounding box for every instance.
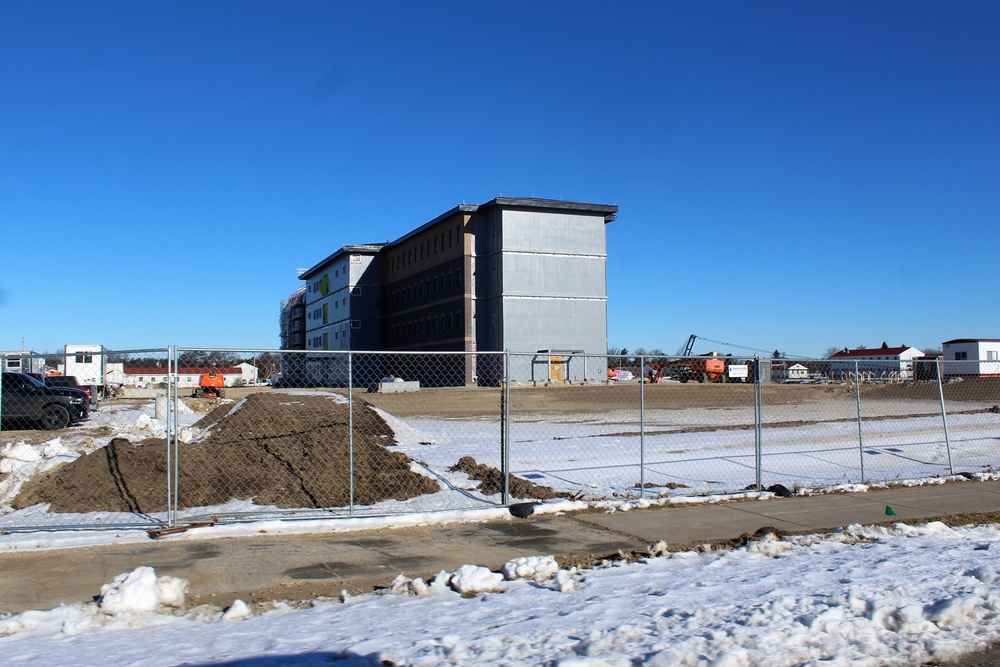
[6,378,999,516]
[351,377,1000,418]
[13,394,440,514]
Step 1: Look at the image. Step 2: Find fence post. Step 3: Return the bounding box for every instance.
[639,355,646,498]
[753,356,762,492]
[348,351,355,515]
[502,351,511,505]
[0,354,5,444]
[935,358,954,475]
[166,346,175,528]
[855,360,865,483]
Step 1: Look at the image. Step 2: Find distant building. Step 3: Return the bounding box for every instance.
[0,350,43,374]
[941,339,1000,377]
[61,344,105,387]
[286,197,618,386]
[829,343,924,381]
[123,366,256,388]
[279,287,306,351]
[782,363,809,382]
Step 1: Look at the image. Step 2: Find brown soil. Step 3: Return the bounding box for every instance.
[448,455,566,499]
[357,378,1000,419]
[13,393,440,514]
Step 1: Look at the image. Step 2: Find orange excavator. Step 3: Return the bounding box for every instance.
[192,372,226,398]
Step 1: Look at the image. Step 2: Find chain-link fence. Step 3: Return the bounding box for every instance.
[2,350,998,531]
[0,348,171,531]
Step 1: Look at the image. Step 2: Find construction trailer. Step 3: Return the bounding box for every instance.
[62,344,106,389]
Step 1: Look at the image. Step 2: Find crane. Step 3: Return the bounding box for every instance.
[676,334,698,357]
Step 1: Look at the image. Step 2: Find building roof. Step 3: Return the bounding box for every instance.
[830,345,916,358]
[387,197,619,249]
[484,197,619,222]
[298,244,386,281]
[943,339,1000,344]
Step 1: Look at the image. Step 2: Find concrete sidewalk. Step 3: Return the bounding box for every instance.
[3,480,1000,615]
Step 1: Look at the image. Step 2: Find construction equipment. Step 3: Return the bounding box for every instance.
[192,372,226,398]
[646,335,728,383]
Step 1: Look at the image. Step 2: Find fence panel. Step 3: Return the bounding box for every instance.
[758,359,873,491]
[504,353,760,501]
[171,349,505,524]
[637,355,758,497]
[505,353,644,502]
[0,348,171,531]
[937,359,1000,477]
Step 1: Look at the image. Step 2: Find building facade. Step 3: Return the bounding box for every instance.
[941,339,1000,376]
[829,344,924,381]
[285,197,618,386]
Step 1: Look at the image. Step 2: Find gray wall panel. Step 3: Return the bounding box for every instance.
[502,254,606,298]
[500,297,607,355]
[502,211,606,255]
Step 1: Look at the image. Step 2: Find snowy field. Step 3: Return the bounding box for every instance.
[2,397,1000,665]
[3,521,1000,666]
[1,394,999,530]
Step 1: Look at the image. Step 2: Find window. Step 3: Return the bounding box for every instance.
[955,351,968,360]
[351,320,361,329]
[75,352,93,363]
[352,287,361,295]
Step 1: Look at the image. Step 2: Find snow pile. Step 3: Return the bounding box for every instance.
[0,439,78,507]
[0,567,190,638]
[220,599,253,621]
[114,410,200,444]
[502,555,560,583]
[447,564,505,596]
[99,566,188,615]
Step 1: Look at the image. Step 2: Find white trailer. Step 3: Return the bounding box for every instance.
[63,344,106,387]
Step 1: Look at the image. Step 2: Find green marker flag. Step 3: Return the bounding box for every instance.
[885,505,896,516]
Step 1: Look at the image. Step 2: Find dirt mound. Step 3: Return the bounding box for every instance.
[449,455,566,500]
[14,393,440,514]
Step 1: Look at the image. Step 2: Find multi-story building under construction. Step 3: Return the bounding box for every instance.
[280,197,617,385]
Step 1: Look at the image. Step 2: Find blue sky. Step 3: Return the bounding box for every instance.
[1,1,997,358]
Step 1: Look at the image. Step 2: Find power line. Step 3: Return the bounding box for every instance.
[694,336,809,360]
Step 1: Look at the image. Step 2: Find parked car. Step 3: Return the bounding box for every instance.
[44,375,96,407]
[1,372,89,430]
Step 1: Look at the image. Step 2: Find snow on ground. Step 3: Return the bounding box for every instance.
[3,521,1000,665]
[1,395,999,530]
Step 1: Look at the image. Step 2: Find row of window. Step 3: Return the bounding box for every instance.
[387,225,462,274]
[307,256,361,295]
[309,321,363,350]
[386,269,462,308]
[386,312,462,342]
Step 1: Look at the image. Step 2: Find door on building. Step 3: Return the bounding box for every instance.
[549,355,566,382]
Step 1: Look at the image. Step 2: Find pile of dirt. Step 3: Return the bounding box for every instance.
[449,455,566,500]
[14,393,440,514]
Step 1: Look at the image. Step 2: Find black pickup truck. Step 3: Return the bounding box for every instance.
[44,375,97,408]
[1,372,89,430]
